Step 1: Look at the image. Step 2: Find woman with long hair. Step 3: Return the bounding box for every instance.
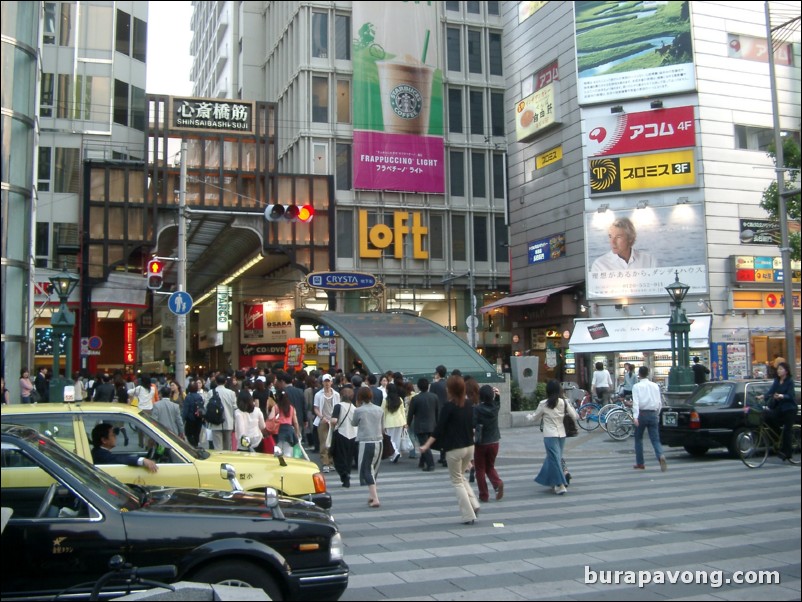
[381,383,407,462]
[420,375,480,525]
[330,385,358,487]
[234,389,265,452]
[531,380,578,495]
[352,386,385,507]
[760,361,797,461]
[271,389,301,457]
[474,384,503,502]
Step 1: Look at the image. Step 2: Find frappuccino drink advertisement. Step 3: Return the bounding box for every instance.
[352,2,445,193]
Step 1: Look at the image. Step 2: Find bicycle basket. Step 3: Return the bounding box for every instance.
[745,406,764,427]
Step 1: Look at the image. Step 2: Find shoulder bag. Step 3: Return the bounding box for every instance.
[562,398,579,437]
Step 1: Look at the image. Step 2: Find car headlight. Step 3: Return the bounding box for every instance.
[330,532,344,562]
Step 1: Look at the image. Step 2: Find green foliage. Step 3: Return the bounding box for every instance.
[760,136,801,261]
[511,380,548,412]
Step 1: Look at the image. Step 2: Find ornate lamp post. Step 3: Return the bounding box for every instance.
[665,271,694,397]
[49,267,80,402]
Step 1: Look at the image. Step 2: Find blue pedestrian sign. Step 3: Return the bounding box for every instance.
[168,291,193,316]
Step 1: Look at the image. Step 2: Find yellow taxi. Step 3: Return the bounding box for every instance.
[1,403,330,508]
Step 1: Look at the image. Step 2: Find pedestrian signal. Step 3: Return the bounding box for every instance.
[147,258,164,290]
[264,204,315,223]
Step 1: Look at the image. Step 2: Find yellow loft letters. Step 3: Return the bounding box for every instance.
[359,210,429,259]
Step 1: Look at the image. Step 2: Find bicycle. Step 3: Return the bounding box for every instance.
[598,394,632,432]
[736,407,801,468]
[605,406,635,441]
[576,394,602,431]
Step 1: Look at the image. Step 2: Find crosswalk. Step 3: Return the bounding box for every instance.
[325,450,801,601]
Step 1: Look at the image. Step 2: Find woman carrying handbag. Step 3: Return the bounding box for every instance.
[529,380,578,495]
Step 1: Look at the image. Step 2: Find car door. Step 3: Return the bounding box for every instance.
[78,413,201,489]
[1,414,82,457]
[1,444,128,600]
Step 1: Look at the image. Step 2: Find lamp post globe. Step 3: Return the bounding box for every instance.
[665,271,695,401]
[48,266,80,402]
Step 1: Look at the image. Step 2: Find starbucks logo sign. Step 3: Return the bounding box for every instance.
[389,84,423,120]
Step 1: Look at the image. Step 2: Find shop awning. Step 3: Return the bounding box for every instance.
[479,284,577,314]
[568,315,712,353]
[91,273,149,308]
[292,309,504,382]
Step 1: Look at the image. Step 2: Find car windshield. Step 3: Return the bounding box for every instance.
[4,425,141,510]
[688,383,735,407]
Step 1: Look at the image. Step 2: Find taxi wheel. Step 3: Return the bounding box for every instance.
[191,559,283,600]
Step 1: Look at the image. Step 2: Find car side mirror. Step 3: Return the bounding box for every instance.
[220,463,243,492]
[273,447,287,467]
[240,435,252,451]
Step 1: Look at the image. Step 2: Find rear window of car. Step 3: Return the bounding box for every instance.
[689,383,735,407]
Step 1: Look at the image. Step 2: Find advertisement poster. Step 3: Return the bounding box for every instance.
[352,2,444,193]
[284,338,306,373]
[239,302,294,344]
[243,303,265,340]
[585,106,695,157]
[585,204,707,299]
[574,1,695,105]
[589,149,696,195]
[514,82,559,141]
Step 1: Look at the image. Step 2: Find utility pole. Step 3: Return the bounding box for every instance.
[176,140,187,383]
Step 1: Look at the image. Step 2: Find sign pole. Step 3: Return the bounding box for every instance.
[176,140,188,384]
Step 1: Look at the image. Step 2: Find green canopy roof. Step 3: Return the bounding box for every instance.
[292,310,504,383]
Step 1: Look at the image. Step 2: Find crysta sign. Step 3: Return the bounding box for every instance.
[306,272,377,291]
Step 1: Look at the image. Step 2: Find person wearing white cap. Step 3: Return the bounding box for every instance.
[314,374,340,472]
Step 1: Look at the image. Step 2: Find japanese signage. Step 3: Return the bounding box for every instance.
[536,146,563,169]
[586,106,695,156]
[515,82,559,141]
[585,204,707,299]
[352,3,444,193]
[574,1,695,105]
[731,290,802,310]
[284,338,306,373]
[738,218,789,246]
[731,256,802,285]
[524,60,559,97]
[359,210,428,259]
[216,286,231,332]
[240,302,294,344]
[307,272,377,291]
[528,233,566,265]
[568,315,712,352]
[124,322,136,366]
[589,149,696,195]
[710,342,748,381]
[169,97,254,134]
[727,34,793,65]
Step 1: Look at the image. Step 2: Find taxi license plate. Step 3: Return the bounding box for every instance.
[662,412,678,427]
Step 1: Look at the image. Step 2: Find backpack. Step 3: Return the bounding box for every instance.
[204,389,225,425]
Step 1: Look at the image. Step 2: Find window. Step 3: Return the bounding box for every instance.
[132,17,147,62]
[430,214,444,260]
[40,74,54,117]
[468,30,482,74]
[447,28,461,72]
[313,143,328,174]
[57,74,71,118]
[336,79,351,123]
[335,15,350,60]
[116,10,130,55]
[471,152,486,197]
[114,80,129,125]
[452,215,466,261]
[492,153,505,199]
[81,5,113,51]
[448,88,463,134]
[487,1,500,16]
[473,216,488,262]
[43,2,56,44]
[469,90,484,136]
[38,148,52,192]
[312,77,329,122]
[489,32,503,76]
[495,217,508,259]
[450,151,465,197]
[445,1,460,11]
[312,12,328,58]
[35,222,49,267]
[734,125,776,151]
[131,85,145,131]
[337,209,354,259]
[467,2,481,14]
[54,148,80,193]
[336,143,352,191]
[59,3,75,46]
[491,91,505,136]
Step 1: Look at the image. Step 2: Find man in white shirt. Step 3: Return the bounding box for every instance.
[314,374,340,472]
[591,217,657,273]
[210,373,238,451]
[631,366,667,472]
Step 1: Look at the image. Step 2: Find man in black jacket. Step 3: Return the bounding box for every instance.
[407,378,439,471]
[90,423,158,472]
[429,365,448,466]
[34,367,49,402]
[93,373,116,402]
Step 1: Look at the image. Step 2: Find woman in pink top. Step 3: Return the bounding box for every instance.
[19,368,34,404]
[270,389,302,456]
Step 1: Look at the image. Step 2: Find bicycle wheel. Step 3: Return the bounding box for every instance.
[577,403,601,431]
[788,424,801,465]
[606,410,634,441]
[736,428,768,468]
[598,404,619,432]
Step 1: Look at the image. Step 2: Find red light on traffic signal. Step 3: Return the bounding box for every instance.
[298,205,314,223]
[148,259,164,274]
[146,258,164,290]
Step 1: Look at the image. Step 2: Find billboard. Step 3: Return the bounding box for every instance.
[574,1,695,105]
[585,106,696,157]
[352,2,444,193]
[589,149,696,195]
[585,204,707,299]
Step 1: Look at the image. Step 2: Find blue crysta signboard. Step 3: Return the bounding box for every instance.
[306,272,377,290]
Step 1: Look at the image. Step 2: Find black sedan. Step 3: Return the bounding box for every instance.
[659,380,801,457]
[0,424,348,601]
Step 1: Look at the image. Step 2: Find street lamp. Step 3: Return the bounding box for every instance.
[49,266,80,402]
[665,271,694,398]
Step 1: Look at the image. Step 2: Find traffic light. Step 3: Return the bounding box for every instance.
[146,258,164,290]
[264,204,314,223]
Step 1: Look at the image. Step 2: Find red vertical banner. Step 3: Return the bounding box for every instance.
[284,338,305,373]
[124,321,137,366]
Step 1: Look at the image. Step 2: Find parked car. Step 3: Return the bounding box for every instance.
[659,380,802,457]
[0,403,330,508]
[0,424,348,601]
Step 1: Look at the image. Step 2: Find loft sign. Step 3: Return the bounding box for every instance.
[307,272,377,291]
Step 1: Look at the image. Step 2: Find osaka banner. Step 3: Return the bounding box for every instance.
[352,2,444,193]
[584,204,708,299]
[574,1,695,105]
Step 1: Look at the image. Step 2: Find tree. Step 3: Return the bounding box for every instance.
[759,135,801,261]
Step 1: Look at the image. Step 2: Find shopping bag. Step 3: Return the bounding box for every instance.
[292,442,305,459]
[400,428,414,453]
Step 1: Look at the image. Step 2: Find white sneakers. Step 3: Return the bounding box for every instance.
[554,484,567,495]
